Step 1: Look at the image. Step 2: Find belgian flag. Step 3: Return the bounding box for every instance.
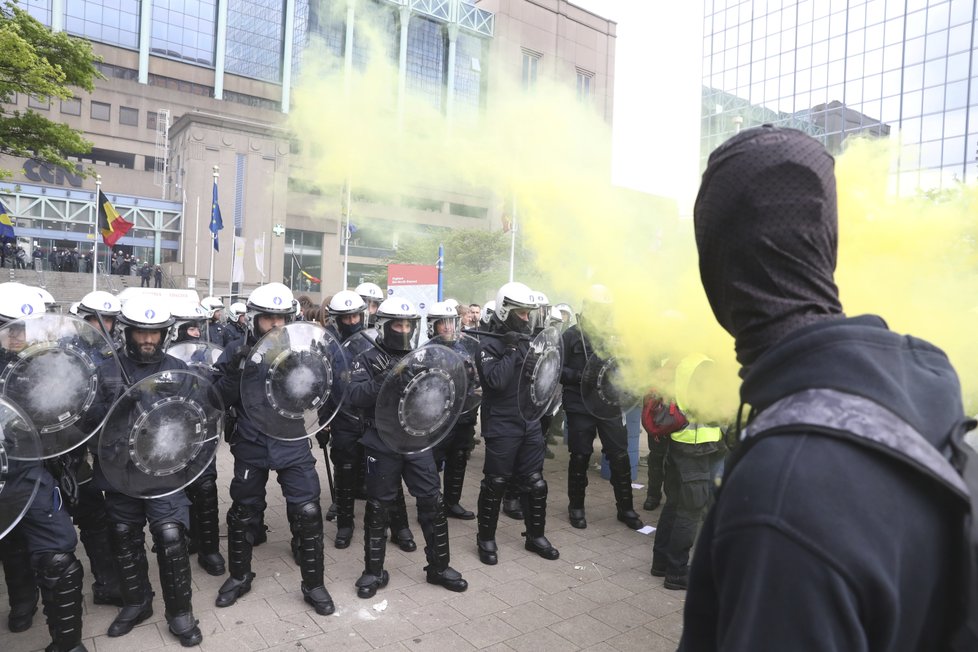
[98,190,133,247]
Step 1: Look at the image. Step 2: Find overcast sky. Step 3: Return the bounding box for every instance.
[572,1,704,214]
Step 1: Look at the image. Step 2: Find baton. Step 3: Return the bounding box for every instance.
[321,438,335,503]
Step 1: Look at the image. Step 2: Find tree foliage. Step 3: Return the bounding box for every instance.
[387,227,539,303]
[0,1,101,179]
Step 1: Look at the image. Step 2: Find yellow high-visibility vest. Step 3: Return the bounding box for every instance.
[671,424,722,444]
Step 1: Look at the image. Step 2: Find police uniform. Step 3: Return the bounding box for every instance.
[560,324,643,530]
[475,325,559,565]
[213,285,334,616]
[90,347,202,645]
[347,327,467,598]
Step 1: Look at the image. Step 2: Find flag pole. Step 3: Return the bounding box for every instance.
[508,196,517,283]
[209,165,218,297]
[93,174,101,292]
[342,177,352,289]
[437,243,444,301]
[193,196,200,280]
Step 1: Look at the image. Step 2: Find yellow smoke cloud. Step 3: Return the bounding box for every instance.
[290,7,977,420]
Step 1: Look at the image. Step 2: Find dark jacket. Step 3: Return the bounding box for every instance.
[347,343,406,452]
[476,332,540,439]
[559,325,591,414]
[681,315,965,652]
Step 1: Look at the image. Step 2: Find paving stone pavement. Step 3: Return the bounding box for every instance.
[0,436,685,651]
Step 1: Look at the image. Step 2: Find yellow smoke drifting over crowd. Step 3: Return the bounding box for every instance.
[290,4,978,420]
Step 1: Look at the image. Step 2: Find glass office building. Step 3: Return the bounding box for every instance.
[701,0,977,192]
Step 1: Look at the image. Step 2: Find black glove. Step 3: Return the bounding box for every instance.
[315,425,331,449]
[370,351,392,377]
[501,331,522,350]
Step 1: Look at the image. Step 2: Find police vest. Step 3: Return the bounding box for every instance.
[671,424,722,445]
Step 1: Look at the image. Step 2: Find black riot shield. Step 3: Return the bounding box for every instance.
[239,322,348,441]
[0,397,43,540]
[167,341,224,372]
[581,356,639,420]
[517,327,563,422]
[0,314,113,458]
[375,346,468,454]
[97,370,223,499]
[425,332,482,413]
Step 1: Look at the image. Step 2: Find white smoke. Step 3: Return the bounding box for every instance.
[146,418,193,471]
[20,351,90,422]
[286,365,316,399]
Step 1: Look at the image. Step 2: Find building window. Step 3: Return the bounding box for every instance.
[94,61,139,81]
[225,0,285,83]
[60,97,81,115]
[65,0,141,50]
[521,49,540,90]
[91,101,111,121]
[577,69,593,101]
[147,110,157,130]
[406,16,446,110]
[284,229,323,293]
[23,0,51,26]
[119,106,139,126]
[28,95,50,110]
[151,0,218,66]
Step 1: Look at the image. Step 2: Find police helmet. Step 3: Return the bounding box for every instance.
[245,283,295,338]
[117,295,175,362]
[375,296,420,352]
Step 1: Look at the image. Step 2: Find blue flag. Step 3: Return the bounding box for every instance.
[209,180,223,252]
[0,201,14,242]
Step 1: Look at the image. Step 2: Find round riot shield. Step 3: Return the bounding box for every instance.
[518,327,563,422]
[425,333,482,413]
[336,330,378,418]
[167,341,224,372]
[375,346,468,454]
[239,322,348,440]
[0,314,113,458]
[581,356,639,420]
[98,370,222,499]
[0,397,43,540]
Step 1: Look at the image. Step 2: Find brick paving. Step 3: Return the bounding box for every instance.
[1,437,684,652]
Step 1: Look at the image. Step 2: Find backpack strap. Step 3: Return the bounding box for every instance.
[743,388,968,499]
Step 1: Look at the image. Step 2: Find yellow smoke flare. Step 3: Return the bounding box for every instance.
[290,9,977,420]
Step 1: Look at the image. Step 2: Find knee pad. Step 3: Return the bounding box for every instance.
[415,495,442,515]
[34,552,82,589]
[150,521,185,547]
[110,521,144,545]
[294,500,321,522]
[196,477,218,494]
[520,472,547,497]
[482,475,509,497]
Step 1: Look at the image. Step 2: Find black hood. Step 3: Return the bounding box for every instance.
[695,125,844,368]
[742,315,965,451]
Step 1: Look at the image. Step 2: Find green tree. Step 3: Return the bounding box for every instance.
[387,228,538,302]
[0,1,101,179]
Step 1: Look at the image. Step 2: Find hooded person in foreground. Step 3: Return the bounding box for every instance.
[681,125,976,651]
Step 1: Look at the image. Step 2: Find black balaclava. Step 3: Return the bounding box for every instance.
[694,125,844,369]
[336,316,363,340]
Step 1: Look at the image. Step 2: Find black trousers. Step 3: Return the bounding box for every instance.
[364,444,440,503]
[565,411,628,458]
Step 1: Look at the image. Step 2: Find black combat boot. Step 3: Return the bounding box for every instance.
[77,510,123,607]
[151,522,202,647]
[520,474,559,560]
[443,450,475,520]
[418,496,468,592]
[333,462,356,549]
[216,503,257,608]
[475,475,507,565]
[35,552,86,652]
[294,501,335,615]
[107,523,154,637]
[567,452,590,529]
[356,499,390,599]
[609,453,644,530]
[3,531,39,632]
[191,477,226,575]
[388,488,416,552]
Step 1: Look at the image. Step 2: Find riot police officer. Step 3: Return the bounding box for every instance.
[560,286,644,531]
[89,295,203,646]
[0,285,88,652]
[355,282,384,327]
[475,282,560,565]
[167,302,226,576]
[347,297,468,598]
[226,301,247,342]
[201,296,233,346]
[213,283,335,616]
[320,290,369,549]
[427,301,478,520]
